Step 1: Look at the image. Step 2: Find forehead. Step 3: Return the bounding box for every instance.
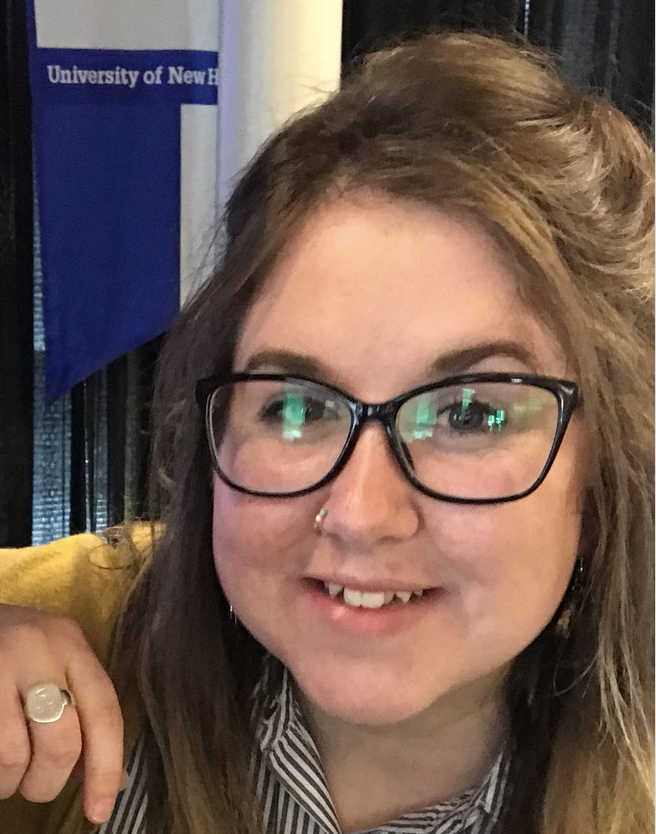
[235,195,566,391]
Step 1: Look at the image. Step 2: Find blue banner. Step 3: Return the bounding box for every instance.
[26,1,220,400]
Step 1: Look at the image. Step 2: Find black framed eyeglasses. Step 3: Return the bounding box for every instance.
[195,372,580,505]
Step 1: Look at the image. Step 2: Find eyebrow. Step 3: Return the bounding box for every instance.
[241,340,539,382]
[429,340,539,377]
[242,350,327,377]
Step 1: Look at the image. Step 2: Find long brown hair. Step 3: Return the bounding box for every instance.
[109,31,654,834]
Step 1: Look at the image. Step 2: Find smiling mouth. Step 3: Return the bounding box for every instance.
[312,579,437,610]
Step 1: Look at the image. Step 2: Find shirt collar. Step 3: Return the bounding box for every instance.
[253,657,510,831]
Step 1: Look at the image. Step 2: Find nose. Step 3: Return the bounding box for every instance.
[320,424,420,546]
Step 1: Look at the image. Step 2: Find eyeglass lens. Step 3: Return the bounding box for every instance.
[208,378,560,499]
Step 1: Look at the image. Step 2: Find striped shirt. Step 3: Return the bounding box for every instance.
[101,666,510,833]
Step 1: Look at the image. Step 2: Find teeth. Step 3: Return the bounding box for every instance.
[361,591,387,609]
[322,582,426,608]
[342,589,388,609]
[343,588,364,607]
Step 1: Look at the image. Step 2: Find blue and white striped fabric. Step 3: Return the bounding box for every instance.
[101,666,510,833]
[26,0,220,400]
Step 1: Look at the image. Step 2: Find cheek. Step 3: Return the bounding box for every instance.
[431,471,583,639]
[211,477,325,659]
[211,476,315,590]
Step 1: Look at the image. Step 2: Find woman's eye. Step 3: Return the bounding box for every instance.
[400,392,513,441]
[441,400,505,431]
[259,395,338,425]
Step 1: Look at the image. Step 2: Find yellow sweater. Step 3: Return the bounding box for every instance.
[0,527,151,834]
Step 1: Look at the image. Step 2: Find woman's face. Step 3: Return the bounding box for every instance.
[212,194,585,727]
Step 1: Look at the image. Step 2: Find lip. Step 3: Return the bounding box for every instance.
[308,575,435,594]
[301,578,444,637]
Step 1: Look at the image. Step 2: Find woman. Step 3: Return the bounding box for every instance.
[0,31,653,834]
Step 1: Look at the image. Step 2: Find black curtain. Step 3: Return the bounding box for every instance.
[1,0,653,546]
[0,0,33,547]
[68,343,158,536]
[342,0,654,131]
[342,0,528,59]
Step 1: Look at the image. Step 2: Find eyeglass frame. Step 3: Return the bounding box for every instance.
[195,371,581,505]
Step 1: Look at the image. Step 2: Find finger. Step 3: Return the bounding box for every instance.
[0,685,31,799]
[19,682,82,803]
[70,756,130,790]
[66,650,124,824]
[70,755,85,783]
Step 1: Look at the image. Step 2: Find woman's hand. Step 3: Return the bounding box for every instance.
[0,603,125,824]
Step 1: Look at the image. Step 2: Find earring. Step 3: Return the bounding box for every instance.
[228,604,239,625]
[556,557,585,635]
[314,508,328,535]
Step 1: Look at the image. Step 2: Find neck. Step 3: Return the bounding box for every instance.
[299,674,508,834]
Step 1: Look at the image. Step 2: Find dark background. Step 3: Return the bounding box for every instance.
[1,0,653,546]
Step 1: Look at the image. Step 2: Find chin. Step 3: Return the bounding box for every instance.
[290,660,439,727]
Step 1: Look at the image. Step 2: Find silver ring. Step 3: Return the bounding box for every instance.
[24,683,74,724]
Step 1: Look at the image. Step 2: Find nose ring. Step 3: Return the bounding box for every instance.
[314,508,328,535]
